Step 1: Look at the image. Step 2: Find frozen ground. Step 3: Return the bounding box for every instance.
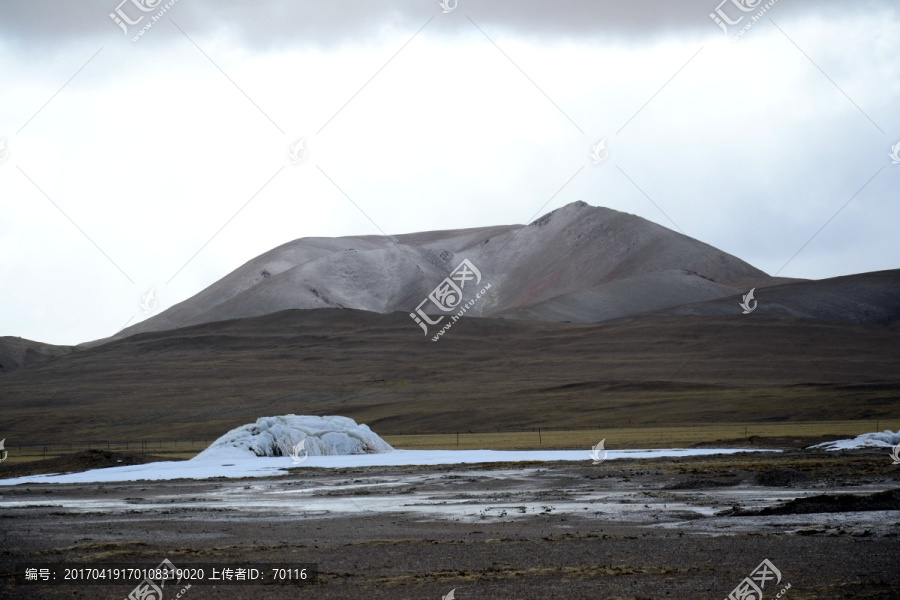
[192,415,393,460]
[0,465,893,531]
[0,448,773,485]
[1,449,897,599]
[810,429,900,450]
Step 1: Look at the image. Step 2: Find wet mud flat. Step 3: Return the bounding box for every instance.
[1,450,899,599]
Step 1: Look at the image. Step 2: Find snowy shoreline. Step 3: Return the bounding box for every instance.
[0,448,776,486]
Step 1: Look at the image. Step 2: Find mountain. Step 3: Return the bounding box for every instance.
[96,201,785,344]
[507,269,900,326]
[646,269,900,325]
[0,336,73,374]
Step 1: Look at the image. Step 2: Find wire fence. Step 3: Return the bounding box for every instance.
[4,425,627,457]
[5,428,593,457]
[5,440,212,458]
[3,419,896,458]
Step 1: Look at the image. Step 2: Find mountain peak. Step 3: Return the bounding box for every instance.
[95,202,775,345]
[529,200,592,227]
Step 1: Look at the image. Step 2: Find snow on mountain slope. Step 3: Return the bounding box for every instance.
[494,270,739,323]
[93,202,778,344]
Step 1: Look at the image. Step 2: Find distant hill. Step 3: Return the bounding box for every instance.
[90,201,785,345]
[3,308,898,443]
[502,269,900,325]
[0,336,72,374]
[4,203,897,447]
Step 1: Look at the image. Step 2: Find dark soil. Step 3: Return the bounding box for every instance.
[746,488,900,516]
[2,451,899,599]
[0,450,174,478]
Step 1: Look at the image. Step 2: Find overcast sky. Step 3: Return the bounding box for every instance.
[1,0,898,346]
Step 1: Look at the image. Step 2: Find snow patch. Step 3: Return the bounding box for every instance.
[0,448,778,485]
[192,415,393,460]
[809,430,900,451]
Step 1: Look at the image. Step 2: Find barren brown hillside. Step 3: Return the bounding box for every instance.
[1,308,897,444]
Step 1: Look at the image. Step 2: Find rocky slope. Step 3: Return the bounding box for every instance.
[96,201,783,343]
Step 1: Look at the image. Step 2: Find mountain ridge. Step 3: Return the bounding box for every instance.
[91,201,785,345]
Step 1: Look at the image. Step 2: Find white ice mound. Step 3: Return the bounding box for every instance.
[809,430,900,451]
[192,415,393,460]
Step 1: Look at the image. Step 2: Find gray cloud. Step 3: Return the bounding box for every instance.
[2,0,895,51]
[1,0,898,346]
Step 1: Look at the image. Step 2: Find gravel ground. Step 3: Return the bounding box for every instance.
[1,449,899,599]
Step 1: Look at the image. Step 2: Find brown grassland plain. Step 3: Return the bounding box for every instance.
[1,309,898,449]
